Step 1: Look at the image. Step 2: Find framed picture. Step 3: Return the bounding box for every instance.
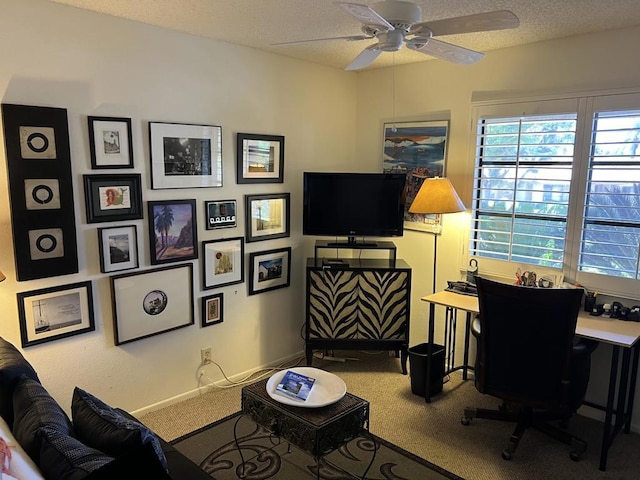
[201,293,223,327]
[205,200,237,230]
[236,133,285,184]
[202,237,244,289]
[88,116,134,169]
[97,224,139,273]
[244,193,290,243]
[149,121,222,189]
[111,263,194,345]
[382,120,449,233]
[83,174,143,223]
[17,281,95,348]
[148,199,198,265]
[2,104,79,281]
[248,247,291,295]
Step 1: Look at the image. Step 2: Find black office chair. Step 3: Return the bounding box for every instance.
[461,277,598,461]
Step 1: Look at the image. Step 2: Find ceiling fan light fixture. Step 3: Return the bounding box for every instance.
[378,30,404,52]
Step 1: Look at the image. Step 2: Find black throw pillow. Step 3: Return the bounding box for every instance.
[12,375,73,465]
[71,387,168,471]
[0,337,40,428]
[38,426,114,480]
[85,442,172,480]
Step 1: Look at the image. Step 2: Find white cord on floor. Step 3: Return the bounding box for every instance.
[197,356,306,390]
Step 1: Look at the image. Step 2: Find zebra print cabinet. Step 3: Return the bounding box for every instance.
[305,258,411,374]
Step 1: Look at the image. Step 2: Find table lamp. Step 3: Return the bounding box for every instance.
[408,177,465,293]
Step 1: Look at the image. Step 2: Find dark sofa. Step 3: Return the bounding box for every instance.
[0,337,210,480]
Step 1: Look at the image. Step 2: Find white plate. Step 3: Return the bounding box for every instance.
[266,367,347,408]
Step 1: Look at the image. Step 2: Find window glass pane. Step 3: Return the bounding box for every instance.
[470,113,576,266]
[579,110,640,279]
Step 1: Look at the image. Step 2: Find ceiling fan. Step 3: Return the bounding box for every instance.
[273,1,520,70]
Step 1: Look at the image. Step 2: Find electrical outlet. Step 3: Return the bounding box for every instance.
[201,347,212,365]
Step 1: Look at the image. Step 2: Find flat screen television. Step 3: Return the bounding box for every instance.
[303,172,406,245]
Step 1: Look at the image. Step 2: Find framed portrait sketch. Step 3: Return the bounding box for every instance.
[248,247,291,295]
[111,263,194,345]
[149,121,222,189]
[244,193,290,243]
[97,224,139,273]
[88,116,134,169]
[202,237,244,289]
[205,199,237,230]
[382,120,449,233]
[201,293,223,327]
[17,281,95,348]
[83,174,143,223]
[236,133,285,184]
[148,199,198,265]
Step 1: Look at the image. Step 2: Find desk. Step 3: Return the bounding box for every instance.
[420,290,640,471]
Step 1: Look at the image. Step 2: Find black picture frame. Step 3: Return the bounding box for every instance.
[148,199,198,265]
[202,237,244,289]
[111,263,194,345]
[88,116,134,169]
[248,247,292,295]
[83,173,143,223]
[149,121,223,189]
[204,199,237,230]
[2,103,79,281]
[17,281,95,347]
[97,224,139,273]
[201,292,224,327]
[236,133,285,184]
[244,193,290,243]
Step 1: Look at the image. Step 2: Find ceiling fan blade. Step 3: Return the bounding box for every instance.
[272,35,372,46]
[408,38,484,65]
[345,45,383,70]
[337,2,394,31]
[411,10,519,37]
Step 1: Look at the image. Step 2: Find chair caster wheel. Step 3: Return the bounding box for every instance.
[461,417,470,426]
[502,449,512,461]
[570,450,582,462]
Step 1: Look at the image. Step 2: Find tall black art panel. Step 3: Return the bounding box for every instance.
[2,104,78,281]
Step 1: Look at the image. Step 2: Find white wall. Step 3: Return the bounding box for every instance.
[0,0,362,414]
[353,26,640,426]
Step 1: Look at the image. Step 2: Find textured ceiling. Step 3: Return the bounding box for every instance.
[46,0,640,70]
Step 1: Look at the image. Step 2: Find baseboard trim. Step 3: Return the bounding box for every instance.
[131,350,304,417]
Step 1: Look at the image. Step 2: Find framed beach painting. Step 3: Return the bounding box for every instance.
[382,120,449,233]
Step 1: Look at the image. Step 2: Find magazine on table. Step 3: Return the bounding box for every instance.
[276,370,316,401]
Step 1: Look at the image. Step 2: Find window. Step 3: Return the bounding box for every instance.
[469,92,640,298]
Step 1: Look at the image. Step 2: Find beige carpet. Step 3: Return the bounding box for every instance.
[139,351,640,480]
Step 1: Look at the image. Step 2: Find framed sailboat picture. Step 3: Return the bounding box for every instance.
[17,281,95,347]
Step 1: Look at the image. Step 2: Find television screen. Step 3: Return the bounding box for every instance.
[303,172,406,242]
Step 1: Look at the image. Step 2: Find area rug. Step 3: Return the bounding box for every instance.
[172,412,462,479]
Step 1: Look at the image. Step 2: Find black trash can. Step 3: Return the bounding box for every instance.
[408,343,445,396]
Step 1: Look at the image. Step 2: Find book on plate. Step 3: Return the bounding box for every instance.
[275,370,316,401]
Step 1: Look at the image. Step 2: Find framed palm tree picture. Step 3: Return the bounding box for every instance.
[147,199,198,265]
